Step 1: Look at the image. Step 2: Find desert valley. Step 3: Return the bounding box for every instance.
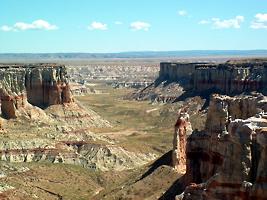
[0,56,266,200]
[1,1,267,199]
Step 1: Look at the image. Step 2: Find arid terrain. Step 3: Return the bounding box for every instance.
[0,61,203,200]
[0,58,267,200]
[2,0,267,199]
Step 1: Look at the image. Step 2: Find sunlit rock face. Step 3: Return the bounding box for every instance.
[172,110,192,171]
[0,64,73,119]
[205,94,263,133]
[25,66,72,107]
[193,64,267,95]
[132,59,267,103]
[175,94,267,200]
[159,59,267,95]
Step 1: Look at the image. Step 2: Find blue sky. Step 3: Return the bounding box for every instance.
[0,0,267,53]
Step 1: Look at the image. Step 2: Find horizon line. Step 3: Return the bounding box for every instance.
[1,49,267,54]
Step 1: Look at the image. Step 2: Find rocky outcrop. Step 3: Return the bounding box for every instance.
[25,66,72,107]
[0,139,156,171]
[129,81,185,103]
[173,110,192,171]
[205,94,263,133]
[160,59,267,95]
[0,64,73,119]
[183,117,267,200]
[174,94,267,200]
[252,127,267,199]
[193,65,264,94]
[132,59,267,103]
[159,62,196,83]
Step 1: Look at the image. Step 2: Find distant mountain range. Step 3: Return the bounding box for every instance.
[1,50,267,60]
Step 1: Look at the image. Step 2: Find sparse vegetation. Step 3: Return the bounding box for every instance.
[76,84,179,154]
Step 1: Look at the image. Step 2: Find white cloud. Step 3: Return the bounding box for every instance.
[88,21,108,30]
[211,16,244,29]
[178,10,187,16]
[0,25,14,32]
[16,20,57,30]
[130,21,151,31]
[114,21,123,25]
[198,20,210,25]
[250,22,267,29]
[14,22,34,30]
[255,13,267,22]
[250,13,267,30]
[0,19,58,31]
[199,16,244,29]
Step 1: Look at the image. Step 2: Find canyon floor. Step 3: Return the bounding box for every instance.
[0,83,204,200]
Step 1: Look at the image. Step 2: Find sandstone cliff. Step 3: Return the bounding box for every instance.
[0,64,73,119]
[131,59,267,103]
[173,94,267,200]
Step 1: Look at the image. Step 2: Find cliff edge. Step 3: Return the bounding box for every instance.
[0,64,73,119]
[130,59,267,103]
[171,94,267,200]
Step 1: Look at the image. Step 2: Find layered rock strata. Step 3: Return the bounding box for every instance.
[160,59,267,95]
[0,140,156,171]
[0,64,73,119]
[173,94,267,200]
[132,59,267,103]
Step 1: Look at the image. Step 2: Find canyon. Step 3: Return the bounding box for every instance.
[0,64,156,170]
[0,63,161,199]
[90,58,267,200]
[0,59,267,199]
